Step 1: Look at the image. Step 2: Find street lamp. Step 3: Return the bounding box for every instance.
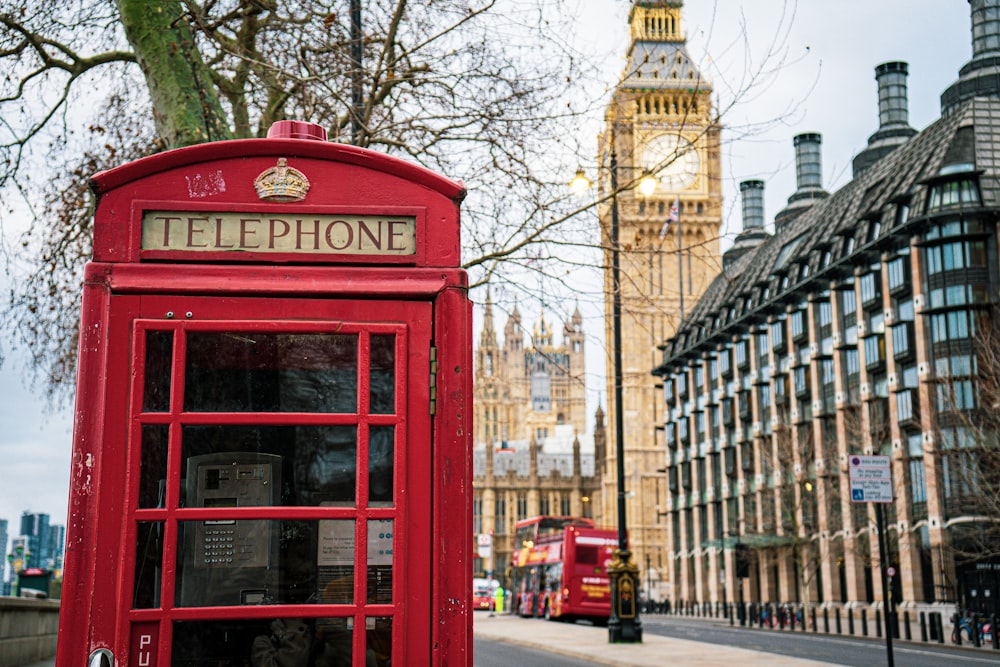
[572,149,656,644]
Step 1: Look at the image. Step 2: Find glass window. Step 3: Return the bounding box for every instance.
[927,178,981,210]
[790,310,806,341]
[891,322,912,358]
[735,340,749,369]
[770,321,785,351]
[910,460,927,503]
[859,272,880,306]
[184,332,358,413]
[143,331,173,412]
[887,256,909,292]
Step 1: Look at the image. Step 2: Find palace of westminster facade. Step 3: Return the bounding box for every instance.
[473,0,1000,613]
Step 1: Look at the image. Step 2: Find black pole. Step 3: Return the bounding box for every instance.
[611,150,627,552]
[876,504,895,667]
[676,202,684,320]
[607,148,641,643]
[349,0,364,144]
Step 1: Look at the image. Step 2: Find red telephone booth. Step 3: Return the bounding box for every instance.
[57,122,472,667]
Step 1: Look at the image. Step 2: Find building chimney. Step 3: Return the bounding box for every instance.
[740,180,765,230]
[852,62,917,177]
[941,0,1000,114]
[723,180,770,270]
[774,133,828,233]
[793,133,823,192]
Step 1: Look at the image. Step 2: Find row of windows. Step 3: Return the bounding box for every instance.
[666,179,982,359]
[925,238,988,274]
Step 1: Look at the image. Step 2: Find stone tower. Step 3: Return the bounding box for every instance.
[598,0,723,596]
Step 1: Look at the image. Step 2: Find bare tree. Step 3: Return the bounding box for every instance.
[0,0,602,396]
[0,0,810,400]
[934,308,1000,564]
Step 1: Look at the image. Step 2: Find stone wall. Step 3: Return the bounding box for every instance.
[0,598,59,667]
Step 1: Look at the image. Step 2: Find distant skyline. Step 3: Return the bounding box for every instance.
[0,1,978,555]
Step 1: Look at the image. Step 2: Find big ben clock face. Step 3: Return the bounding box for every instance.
[641,133,700,191]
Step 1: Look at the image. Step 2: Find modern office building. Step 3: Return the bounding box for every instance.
[595,0,724,599]
[18,512,64,573]
[20,513,50,570]
[471,294,602,581]
[654,0,1000,614]
[0,518,7,589]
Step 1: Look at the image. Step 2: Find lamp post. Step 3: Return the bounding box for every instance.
[574,149,655,643]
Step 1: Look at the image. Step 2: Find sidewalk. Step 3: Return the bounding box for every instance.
[25,615,842,667]
[473,612,846,667]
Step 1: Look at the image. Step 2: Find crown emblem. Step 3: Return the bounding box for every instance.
[254,158,310,202]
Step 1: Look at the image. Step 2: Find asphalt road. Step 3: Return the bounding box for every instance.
[473,638,609,667]
[641,615,999,667]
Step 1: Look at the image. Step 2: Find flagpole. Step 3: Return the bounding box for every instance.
[676,200,684,320]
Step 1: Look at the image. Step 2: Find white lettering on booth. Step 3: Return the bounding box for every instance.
[141,211,417,255]
[138,634,153,666]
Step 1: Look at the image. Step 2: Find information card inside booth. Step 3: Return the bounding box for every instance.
[58,122,472,667]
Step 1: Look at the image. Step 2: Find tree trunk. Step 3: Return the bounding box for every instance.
[115,0,232,147]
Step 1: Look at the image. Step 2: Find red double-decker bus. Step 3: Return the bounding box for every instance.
[509,516,618,624]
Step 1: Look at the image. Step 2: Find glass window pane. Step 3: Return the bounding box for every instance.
[367,617,392,667]
[367,519,393,603]
[139,425,168,509]
[177,519,357,607]
[369,427,394,506]
[370,335,396,414]
[132,521,163,609]
[318,518,357,604]
[180,425,358,507]
[143,330,173,412]
[184,332,358,412]
[172,617,353,665]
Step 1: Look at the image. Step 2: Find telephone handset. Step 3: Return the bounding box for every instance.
[180,452,281,606]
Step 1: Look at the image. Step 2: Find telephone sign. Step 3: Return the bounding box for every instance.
[57,121,472,667]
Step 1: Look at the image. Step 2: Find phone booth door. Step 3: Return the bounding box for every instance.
[104,294,431,666]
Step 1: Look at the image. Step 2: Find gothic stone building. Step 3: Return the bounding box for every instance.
[472,295,602,581]
[654,0,1000,615]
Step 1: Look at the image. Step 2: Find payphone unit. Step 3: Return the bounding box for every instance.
[180,452,281,606]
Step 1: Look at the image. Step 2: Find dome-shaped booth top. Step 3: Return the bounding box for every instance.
[89,129,466,268]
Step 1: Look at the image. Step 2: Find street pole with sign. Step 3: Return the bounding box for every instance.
[849,455,895,667]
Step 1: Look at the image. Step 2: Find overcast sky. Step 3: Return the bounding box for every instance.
[0,0,976,569]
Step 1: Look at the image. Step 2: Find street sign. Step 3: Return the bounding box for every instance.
[478,533,493,559]
[849,455,893,503]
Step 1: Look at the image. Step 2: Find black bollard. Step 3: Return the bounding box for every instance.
[973,613,981,648]
[935,612,945,643]
[919,612,927,642]
[811,607,818,633]
[875,609,882,638]
[823,607,830,634]
[836,607,842,634]
[953,613,961,645]
[848,609,855,635]
[861,608,868,636]
[992,614,998,650]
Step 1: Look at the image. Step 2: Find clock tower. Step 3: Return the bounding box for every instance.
[598,1,722,601]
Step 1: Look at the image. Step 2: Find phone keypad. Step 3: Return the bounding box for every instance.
[203,528,235,565]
